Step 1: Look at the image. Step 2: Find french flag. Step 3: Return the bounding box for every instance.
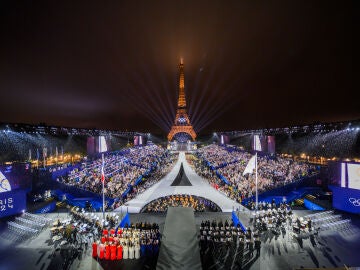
[101,157,105,183]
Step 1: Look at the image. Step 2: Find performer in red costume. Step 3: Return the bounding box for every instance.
[92,241,98,257]
[105,243,110,260]
[110,243,117,260]
[117,244,123,260]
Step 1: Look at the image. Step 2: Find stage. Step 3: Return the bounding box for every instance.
[1,210,360,270]
[115,152,245,213]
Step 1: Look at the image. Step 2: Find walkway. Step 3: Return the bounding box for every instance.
[115,152,245,213]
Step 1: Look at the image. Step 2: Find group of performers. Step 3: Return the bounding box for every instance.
[253,204,292,233]
[92,223,161,261]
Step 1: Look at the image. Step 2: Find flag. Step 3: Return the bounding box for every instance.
[55,146,58,158]
[36,148,40,160]
[243,154,256,176]
[28,149,32,161]
[101,157,105,183]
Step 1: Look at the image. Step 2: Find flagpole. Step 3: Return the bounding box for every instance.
[102,153,105,224]
[255,152,258,213]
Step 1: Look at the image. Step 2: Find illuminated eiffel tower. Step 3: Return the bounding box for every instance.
[167,59,196,142]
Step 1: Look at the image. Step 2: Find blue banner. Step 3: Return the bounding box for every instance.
[329,185,360,214]
[119,212,130,228]
[232,211,246,232]
[0,189,26,218]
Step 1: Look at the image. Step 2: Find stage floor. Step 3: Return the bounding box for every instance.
[115,152,245,213]
[1,211,360,270]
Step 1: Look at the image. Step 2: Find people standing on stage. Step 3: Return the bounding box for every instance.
[255,237,261,257]
[105,242,110,260]
[110,243,117,261]
[117,244,123,260]
[98,242,105,259]
[129,242,135,259]
[92,241,98,258]
[135,241,141,259]
[249,240,254,258]
[123,243,129,259]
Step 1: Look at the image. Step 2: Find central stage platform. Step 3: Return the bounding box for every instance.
[156,207,201,270]
[115,152,245,213]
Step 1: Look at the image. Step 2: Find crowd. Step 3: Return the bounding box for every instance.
[142,194,221,212]
[196,145,249,168]
[189,154,243,203]
[57,145,173,203]
[199,219,261,268]
[194,144,317,204]
[252,201,292,233]
[48,163,77,173]
[49,207,161,264]
[112,153,178,209]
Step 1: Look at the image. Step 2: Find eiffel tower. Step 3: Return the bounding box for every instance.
[167,59,196,142]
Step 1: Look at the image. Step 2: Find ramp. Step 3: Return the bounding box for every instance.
[156,207,201,270]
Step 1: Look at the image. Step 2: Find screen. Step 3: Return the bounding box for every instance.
[267,136,276,154]
[98,136,108,153]
[87,137,95,155]
[0,170,12,193]
[330,185,360,214]
[220,135,229,145]
[134,136,139,146]
[341,162,346,188]
[253,135,262,151]
[348,163,360,190]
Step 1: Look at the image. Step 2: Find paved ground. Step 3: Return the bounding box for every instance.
[1,210,360,270]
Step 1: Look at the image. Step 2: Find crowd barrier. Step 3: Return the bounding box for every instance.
[304,210,333,219]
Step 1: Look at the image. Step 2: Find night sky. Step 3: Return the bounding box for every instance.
[0,1,356,134]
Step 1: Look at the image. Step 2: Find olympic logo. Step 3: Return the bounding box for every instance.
[349,198,360,207]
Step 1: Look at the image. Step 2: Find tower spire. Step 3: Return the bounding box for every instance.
[178,59,186,108]
[168,59,196,142]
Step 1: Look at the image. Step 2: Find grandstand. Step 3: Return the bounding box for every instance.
[1,120,360,270]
